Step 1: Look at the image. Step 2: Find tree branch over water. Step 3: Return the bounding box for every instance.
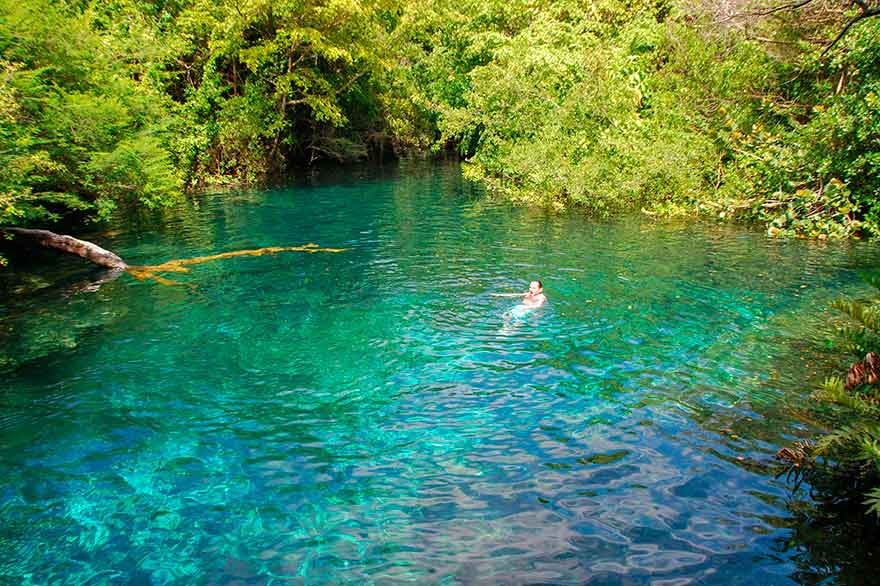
[3,227,348,288]
[3,228,127,270]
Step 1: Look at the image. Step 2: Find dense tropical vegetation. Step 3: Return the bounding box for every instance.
[778,272,880,520]
[1,0,879,253]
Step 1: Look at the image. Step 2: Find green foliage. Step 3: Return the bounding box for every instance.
[0,0,181,230]
[676,8,880,238]
[0,0,418,231]
[393,2,741,214]
[832,294,880,357]
[407,1,714,214]
[786,273,880,518]
[712,17,880,240]
[394,1,880,236]
[168,0,407,183]
[3,0,880,247]
[866,486,880,517]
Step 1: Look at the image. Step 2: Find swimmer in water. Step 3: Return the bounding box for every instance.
[495,280,546,335]
[522,280,547,308]
[492,280,547,307]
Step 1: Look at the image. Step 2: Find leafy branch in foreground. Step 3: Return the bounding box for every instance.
[777,272,880,517]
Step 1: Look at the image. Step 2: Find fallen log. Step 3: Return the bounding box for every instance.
[3,227,127,270]
[3,227,350,288]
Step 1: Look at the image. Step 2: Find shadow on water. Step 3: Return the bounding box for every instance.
[775,502,880,586]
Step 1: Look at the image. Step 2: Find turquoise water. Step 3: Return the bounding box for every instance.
[2,162,879,584]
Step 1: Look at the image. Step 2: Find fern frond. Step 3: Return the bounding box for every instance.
[813,377,880,417]
[775,440,816,491]
[815,427,860,456]
[813,376,846,402]
[841,392,880,416]
[857,271,880,293]
[855,424,880,462]
[788,271,880,518]
[833,298,868,321]
[833,299,880,334]
[863,487,880,518]
[835,324,879,357]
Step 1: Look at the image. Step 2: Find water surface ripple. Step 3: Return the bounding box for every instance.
[1,163,878,585]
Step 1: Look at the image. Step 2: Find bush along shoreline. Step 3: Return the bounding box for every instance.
[777,272,880,521]
[2,0,880,255]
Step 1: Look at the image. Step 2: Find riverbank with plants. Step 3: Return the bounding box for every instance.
[2,0,879,252]
[4,3,880,576]
[777,271,880,522]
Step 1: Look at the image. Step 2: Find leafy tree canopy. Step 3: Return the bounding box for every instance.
[2,0,880,247]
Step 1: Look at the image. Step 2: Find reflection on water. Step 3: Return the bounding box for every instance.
[2,161,880,584]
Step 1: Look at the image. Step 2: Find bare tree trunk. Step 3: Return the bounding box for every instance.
[3,227,127,270]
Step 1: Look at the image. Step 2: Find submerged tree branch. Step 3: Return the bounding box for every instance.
[126,244,349,286]
[3,228,350,290]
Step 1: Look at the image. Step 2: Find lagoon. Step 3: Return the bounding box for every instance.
[1,162,878,585]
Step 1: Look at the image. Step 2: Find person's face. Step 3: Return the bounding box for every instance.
[528,282,542,295]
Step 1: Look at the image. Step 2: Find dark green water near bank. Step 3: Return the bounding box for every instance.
[2,162,880,585]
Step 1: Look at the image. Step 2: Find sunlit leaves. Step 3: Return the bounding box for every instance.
[0,0,181,227]
[797,274,880,518]
[418,5,716,214]
[168,0,402,180]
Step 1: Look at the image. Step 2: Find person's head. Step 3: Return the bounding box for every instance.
[529,280,543,295]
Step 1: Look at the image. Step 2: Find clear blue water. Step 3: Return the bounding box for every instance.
[2,162,879,585]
